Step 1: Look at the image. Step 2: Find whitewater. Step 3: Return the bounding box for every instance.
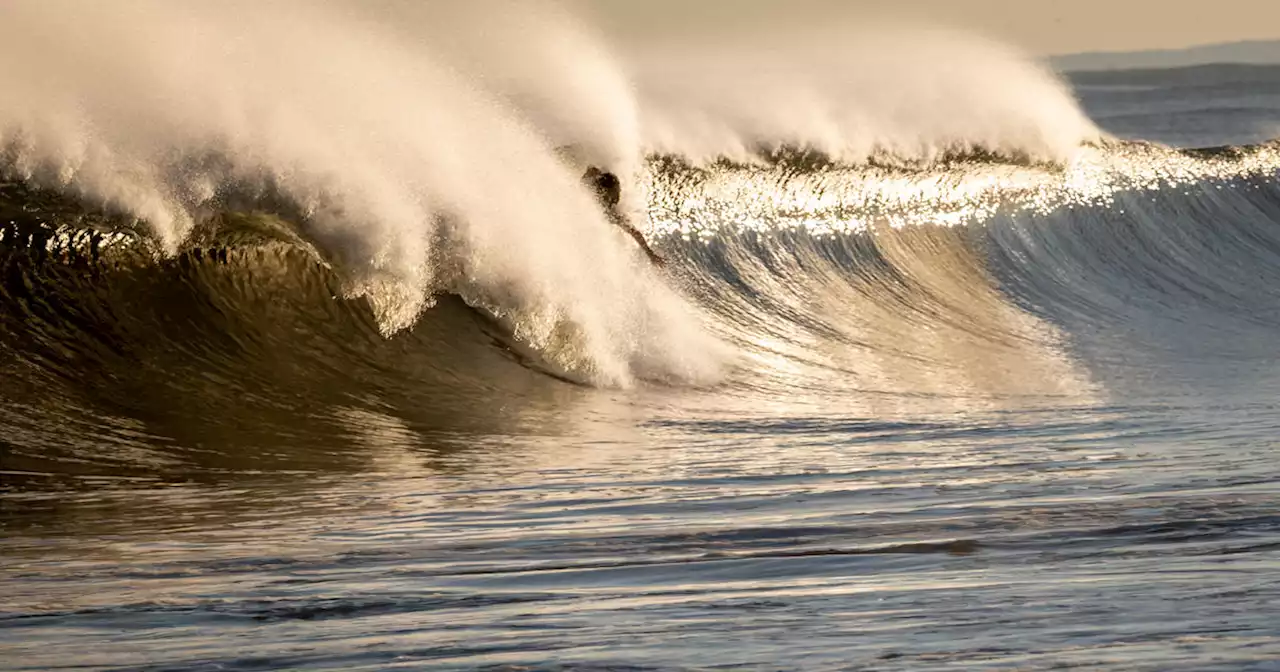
[3,1,1280,670]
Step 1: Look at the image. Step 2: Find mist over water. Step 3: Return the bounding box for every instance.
[621,21,1100,164]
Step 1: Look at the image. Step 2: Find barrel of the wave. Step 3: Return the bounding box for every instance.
[582,166,665,267]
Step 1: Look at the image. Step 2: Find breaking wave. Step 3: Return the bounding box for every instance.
[5,140,1280,397]
[7,1,1280,486]
[0,0,1101,388]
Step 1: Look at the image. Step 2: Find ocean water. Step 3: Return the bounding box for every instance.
[3,4,1280,670]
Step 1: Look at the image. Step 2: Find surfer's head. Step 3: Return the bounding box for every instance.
[582,166,621,209]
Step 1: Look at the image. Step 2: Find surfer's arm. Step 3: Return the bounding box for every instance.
[615,220,665,267]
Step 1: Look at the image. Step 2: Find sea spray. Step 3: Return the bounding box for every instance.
[0,0,725,386]
[617,19,1100,164]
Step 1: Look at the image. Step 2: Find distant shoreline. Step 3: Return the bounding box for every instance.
[1050,39,1280,72]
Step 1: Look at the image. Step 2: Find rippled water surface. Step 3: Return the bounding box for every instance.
[7,396,1278,670]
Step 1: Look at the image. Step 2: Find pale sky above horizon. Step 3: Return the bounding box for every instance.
[587,0,1280,56]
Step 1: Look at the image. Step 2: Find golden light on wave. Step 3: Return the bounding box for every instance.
[633,141,1280,412]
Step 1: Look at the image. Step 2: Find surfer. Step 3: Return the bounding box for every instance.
[582,166,665,267]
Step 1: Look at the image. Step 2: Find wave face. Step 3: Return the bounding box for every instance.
[647,141,1280,405]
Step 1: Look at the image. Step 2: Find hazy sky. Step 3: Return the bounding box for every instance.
[587,0,1280,56]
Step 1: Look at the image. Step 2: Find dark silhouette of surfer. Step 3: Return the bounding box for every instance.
[582,166,664,267]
